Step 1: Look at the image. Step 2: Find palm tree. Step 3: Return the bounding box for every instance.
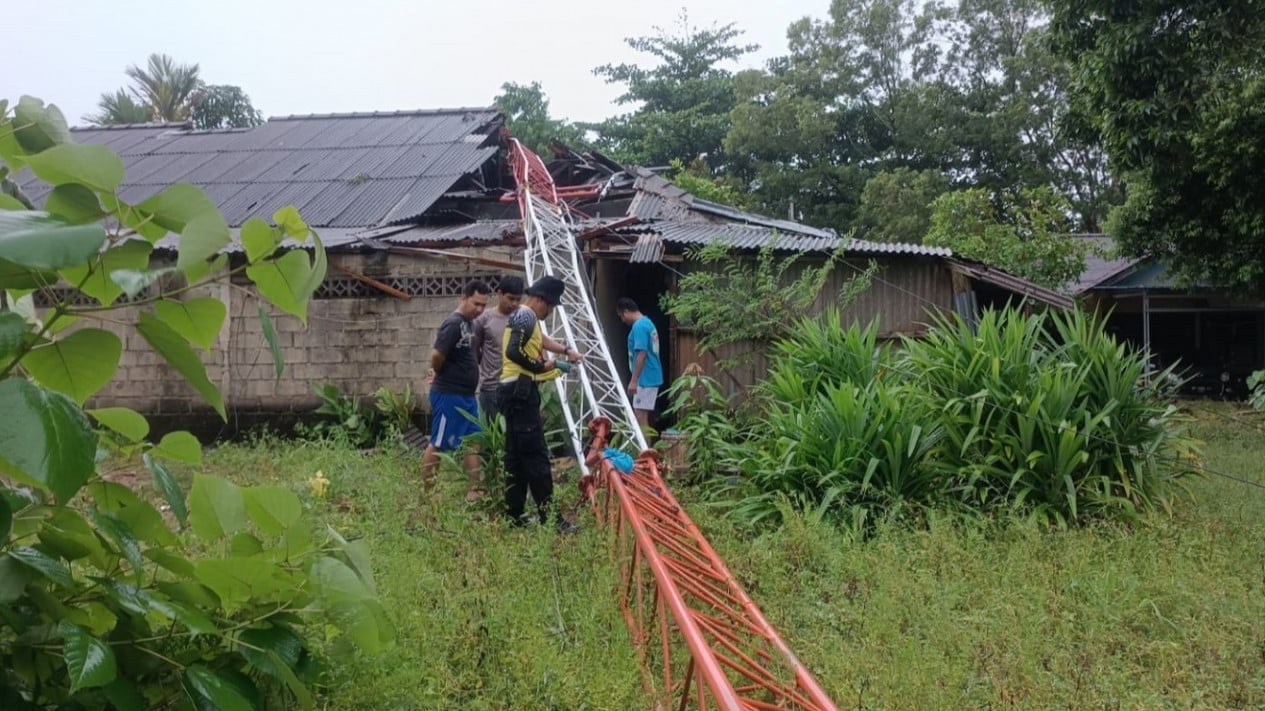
[82,89,150,125]
[125,53,202,122]
[84,53,202,125]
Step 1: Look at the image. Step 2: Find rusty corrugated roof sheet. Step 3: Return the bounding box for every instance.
[948,259,1074,309]
[17,109,502,229]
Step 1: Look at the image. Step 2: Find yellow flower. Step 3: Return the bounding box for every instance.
[309,470,329,498]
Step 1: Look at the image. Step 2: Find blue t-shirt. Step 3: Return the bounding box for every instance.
[627,315,663,388]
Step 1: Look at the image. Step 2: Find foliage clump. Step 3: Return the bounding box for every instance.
[0,96,388,709]
[693,308,1200,530]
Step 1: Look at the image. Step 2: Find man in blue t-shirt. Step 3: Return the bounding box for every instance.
[616,298,663,428]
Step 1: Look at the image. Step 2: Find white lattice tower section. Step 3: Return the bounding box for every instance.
[509,139,647,473]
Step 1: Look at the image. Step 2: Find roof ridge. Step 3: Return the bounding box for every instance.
[72,121,191,131]
[268,107,499,121]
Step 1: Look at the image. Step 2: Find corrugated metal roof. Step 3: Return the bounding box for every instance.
[630,233,666,263]
[844,238,953,257]
[689,198,838,239]
[19,109,503,229]
[1067,234,1142,294]
[948,260,1074,309]
[650,222,841,251]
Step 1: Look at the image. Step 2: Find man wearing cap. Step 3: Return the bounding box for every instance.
[498,275,584,532]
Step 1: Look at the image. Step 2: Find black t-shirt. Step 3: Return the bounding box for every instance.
[432,312,478,395]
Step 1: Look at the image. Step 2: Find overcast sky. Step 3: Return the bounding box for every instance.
[5,0,829,127]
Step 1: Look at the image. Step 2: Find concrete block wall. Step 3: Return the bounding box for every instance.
[77,247,521,422]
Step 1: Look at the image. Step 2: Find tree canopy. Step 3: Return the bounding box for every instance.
[1050,0,1265,294]
[589,12,758,168]
[85,53,263,129]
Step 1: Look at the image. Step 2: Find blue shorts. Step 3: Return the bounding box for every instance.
[428,391,481,451]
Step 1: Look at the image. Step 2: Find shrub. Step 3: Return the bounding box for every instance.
[714,308,1200,529]
[906,308,1197,524]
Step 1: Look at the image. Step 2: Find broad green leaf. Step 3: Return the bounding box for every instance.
[45,183,106,224]
[12,97,71,153]
[135,184,220,234]
[275,519,314,562]
[110,266,176,298]
[0,556,32,602]
[135,311,225,419]
[340,539,377,595]
[144,548,195,577]
[247,250,313,323]
[58,621,117,691]
[86,481,176,546]
[258,305,284,380]
[37,506,108,565]
[0,310,29,362]
[144,453,188,528]
[21,328,122,404]
[88,510,145,584]
[193,557,289,609]
[311,557,372,603]
[96,578,154,615]
[238,625,302,670]
[23,144,125,192]
[0,495,9,543]
[0,258,58,290]
[230,532,264,557]
[177,212,230,275]
[0,210,107,271]
[103,678,145,711]
[61,239,152,306]
[183,253,228,284]
[243,486,302,537]
[152,430,203,465]
[328,599,394,653]
[188,473,245,541]
[100,194,160,241]
[9,546,74,588]
[183,665,257,711]
[0,194,25,210]
[241,217,278,263]
[237,626,312,709]
[155,297,226,351]
[168,600,218,636]
[157,580,221,610]
[0,378,97,502]
[88,407,149,442]
[66,601,118,637]
[303,233,328,297]
[273,206,308,239]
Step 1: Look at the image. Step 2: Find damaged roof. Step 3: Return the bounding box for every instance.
[18,108,502,229]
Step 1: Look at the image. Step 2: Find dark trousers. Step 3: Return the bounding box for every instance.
[498,379,553,524]
[478,387,500,422]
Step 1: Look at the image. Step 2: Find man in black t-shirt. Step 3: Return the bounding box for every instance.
[421,280,490,499]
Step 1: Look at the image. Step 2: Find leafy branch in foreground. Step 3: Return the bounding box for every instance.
[0,95,387,710]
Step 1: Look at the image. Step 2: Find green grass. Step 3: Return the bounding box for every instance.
[204,404,1265,709]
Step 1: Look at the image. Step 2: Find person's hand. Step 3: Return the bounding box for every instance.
[566,348,584,364]
[426,368,436,386]
[627,380,637,396]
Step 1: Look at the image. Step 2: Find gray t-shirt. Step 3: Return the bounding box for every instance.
[473,308,511,392]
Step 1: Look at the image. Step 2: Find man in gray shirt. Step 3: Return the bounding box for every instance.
[473,275,524,421]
